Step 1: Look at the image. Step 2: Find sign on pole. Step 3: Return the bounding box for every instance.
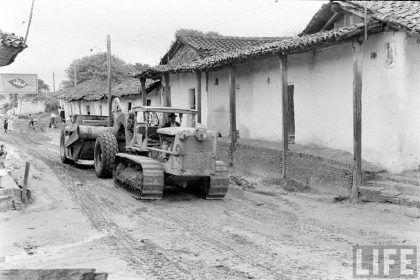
[0,74,38,95]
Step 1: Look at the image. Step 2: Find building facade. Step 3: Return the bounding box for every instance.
[137,1,420,173]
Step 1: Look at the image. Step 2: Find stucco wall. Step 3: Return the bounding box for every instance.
[398,35,420,171]
[169,72,207,127]
[59,88,161,118]
[237,58,283,140]
[288,44,354,152]
[361,31,410,172]
[207,69,230,136]
[16,101,44,114]
[288,31,417,173]
[167,31,418,173]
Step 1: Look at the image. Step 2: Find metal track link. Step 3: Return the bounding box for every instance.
[189,161,229,200]
[114,154,164,200]
[114,175,163,201]
[206,161,229,199]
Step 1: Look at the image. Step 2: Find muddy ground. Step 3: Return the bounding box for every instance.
[0,120,419,279]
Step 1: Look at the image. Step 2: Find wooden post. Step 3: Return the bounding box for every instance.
[229,65,237,165]
[351,40,363,202]
[140,77,147,106]
[161,73,171,125]
[196,71,202,123]
[106,35,112,126]
[163,73,171,107]
[279,54,288,179]
[205,71,209,126]
[22,162,30,204]
[205,72,209,92]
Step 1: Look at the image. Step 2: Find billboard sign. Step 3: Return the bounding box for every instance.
[0,73,38,94]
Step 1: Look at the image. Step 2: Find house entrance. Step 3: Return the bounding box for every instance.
[189,88,196,109]
[288,84,295,143]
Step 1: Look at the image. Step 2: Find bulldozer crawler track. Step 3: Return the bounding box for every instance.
[114,154,164,200]
[189,161,229,199]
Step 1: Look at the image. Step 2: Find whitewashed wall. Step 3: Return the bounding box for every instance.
[59,88,161,118]
[288,44,354,151]
[360,31,409,172]
[149,31,420,172]
[392,34,420,172]
[207,69,230,135]
[15,101,44,114]
[169,72,208,127]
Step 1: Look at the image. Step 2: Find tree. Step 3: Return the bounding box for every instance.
[38,78,50,93]
[131,62,150,73]
[62,53,143,89]
[175,29,221,38]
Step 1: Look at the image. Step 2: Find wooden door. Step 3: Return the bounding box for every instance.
[287,84,295,137]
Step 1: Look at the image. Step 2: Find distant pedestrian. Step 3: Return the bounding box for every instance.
[3,118,8,133]
[28,114,34,129]
[49,112,57,128]
[59,106,65,123]
[8,117,14,133]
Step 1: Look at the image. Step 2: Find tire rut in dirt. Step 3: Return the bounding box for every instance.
[7,135,195,280]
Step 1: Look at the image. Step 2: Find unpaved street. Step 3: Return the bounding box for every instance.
[0,122,419,280]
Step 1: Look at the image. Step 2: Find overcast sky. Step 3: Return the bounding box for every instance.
[0,0,324,90]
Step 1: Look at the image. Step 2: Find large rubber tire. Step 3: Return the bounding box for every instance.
[94,132,118,178]
[60,131,72,164]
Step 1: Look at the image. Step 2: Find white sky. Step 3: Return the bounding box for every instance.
[0,0,324,90]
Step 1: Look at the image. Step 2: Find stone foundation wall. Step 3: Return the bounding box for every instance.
[217,139,353,196]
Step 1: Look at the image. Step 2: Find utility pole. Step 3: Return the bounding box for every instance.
[24,0,35,43]
[107,34,112,126]
[52,72,55,92]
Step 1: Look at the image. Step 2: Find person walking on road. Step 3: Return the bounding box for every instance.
[3,118,8,133]
[7,116,14,133]
[28,114,35,129]
[59,106,65,123]
[50,112,57,128]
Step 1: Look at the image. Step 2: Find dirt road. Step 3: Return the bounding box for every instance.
[0,122,419,279]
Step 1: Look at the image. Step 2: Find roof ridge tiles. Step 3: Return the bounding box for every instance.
[178,34,288,41]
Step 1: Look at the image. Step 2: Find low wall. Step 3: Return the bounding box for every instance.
[0,175,22,211]
[217,138,354,196]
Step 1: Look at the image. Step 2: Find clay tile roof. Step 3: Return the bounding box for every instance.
[179,35,289,57]
[135,23,377,79]
[54,78,160,102]
[300,1,420,36]
[0,30,27,66]
[160,34,289,64]
[339,1,420,32]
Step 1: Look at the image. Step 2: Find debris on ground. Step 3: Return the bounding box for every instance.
[282,179,309,192]
[404,207,420,219]
[230,175,255,190]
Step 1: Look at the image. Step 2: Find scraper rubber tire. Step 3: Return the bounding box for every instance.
[94,132,118,178]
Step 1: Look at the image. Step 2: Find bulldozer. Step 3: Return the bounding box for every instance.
[62,98,229,200]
